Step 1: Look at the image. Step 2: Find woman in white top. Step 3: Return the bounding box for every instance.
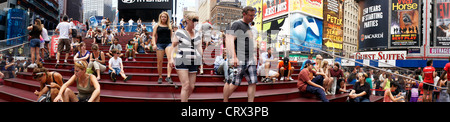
[168,13,202,102]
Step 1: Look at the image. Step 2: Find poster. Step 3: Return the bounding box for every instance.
[50,35,59,57]
[323,0,344,53]
[89,16,98,27]
[290,0,323,19]
[6,9,27,46]
[358,0,389,51]
[435,0,450,46]
[247,0,263,44]
[390,0,420,47]
[263,0,289,20]
[290,13,323,52]
[262,17,289,52]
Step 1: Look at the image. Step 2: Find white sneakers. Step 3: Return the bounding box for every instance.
[280,76,294,81]
[27,63,37,68]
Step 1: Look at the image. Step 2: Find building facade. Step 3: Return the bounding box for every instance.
[83,0,113,23]
[210,0,242,31]
[343,0,359,58]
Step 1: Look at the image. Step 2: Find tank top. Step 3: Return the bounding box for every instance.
[76,75,95,99]
[383,88,392,102]
[92,51,104,64]
[156,26,171,44]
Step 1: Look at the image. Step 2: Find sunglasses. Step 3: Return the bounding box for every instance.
[192,18,199,23]
[33,72,45,79]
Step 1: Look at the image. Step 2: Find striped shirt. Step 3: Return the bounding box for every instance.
[174,28,203,65]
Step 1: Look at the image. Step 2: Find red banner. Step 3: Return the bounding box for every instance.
[50,35,59,57]
[263,0,289,19]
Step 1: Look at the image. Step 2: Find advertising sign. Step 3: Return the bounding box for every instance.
[247,0,263,43]
[263,0,289,20]
[118,0,173,10]
[50,35,59,57]
[354,51,407,60]
[430,48,450,54]
[290,13,323,52]
[291,0,323,19]
[358,0,390,51]
[323,0,344,53]
[390,0,420,47]
[6,9,27,46]
[435,0,450,46]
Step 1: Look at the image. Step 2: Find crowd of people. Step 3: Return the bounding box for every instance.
[0,6,446,103]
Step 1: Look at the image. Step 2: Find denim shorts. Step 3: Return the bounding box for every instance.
[30,39,41,48]
[156,43,172,50]
[175,62,199,73]
[108,67,121,75]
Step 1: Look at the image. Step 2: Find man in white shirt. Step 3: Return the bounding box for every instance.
[257,47,279,83]
[128,19,134,32]
[55,15,72,68]
[101,17,107,30]
[214,49,229,82]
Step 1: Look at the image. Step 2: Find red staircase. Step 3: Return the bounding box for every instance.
[0,32,355,102]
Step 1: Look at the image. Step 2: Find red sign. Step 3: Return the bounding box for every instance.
[354,51,407,60]
[430,48,450,54]
[263,0,289,19]
[50,35,59,57]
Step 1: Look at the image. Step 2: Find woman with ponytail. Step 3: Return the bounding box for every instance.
[53,61,101,102]
[32,62,64,102]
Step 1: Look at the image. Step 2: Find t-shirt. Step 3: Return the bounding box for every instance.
[56,22,71,39]
[278,61,292,70]
[101,19,107,26]
[297,69,311,92]
[70,22,76,29]
[109,57,122,68]
[228,20,255,64]
[110,44,122,52]
[128,20,134,25]
[329,69,344,78]
[423,66,435,84]
[297,68,316,92]
[354,81,371,99]
[41,27,49,41]
[259,52,273,66]
[173,28,202,65]
[444,63,450,81]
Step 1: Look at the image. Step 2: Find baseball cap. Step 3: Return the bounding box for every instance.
[303,60,316,68]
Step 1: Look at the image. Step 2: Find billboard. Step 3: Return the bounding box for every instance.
[358,0,390,51]
[390,0,420,48]
[290,13,323,52]
[323,0,344,53]
[262,17,289,52]
[118,0,173,10]
[263,0,289,20]
[354,51,407,60]
[247,0,263,42]
[435,0,450,46]
[290,0,323,19]
[6,9,27,46]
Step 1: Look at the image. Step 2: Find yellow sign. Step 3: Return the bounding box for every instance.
[247,0,263,42]
[324,40,343,49]
[290,0,323,19]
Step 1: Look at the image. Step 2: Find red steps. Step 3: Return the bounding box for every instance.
[0,33,337,102]
[2,78,301,102]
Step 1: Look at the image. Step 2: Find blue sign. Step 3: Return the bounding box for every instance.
[89,16,98,27]
[6,9,27,46]
[290,13,323,52]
